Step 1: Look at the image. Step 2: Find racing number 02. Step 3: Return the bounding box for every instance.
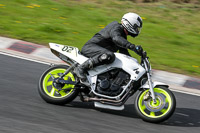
[62,46,74,53]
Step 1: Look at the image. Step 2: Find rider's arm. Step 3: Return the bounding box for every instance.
[110,27,137,52]
[110,27,143,56]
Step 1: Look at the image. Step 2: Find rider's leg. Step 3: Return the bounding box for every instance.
[74,51,115,79]
[74,59,93,79]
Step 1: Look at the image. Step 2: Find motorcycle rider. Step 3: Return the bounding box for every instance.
[75,12,143,79]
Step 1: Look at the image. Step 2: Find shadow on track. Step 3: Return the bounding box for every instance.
[66,101,139,119]
[162,108,200,127]
[66,102,200,127]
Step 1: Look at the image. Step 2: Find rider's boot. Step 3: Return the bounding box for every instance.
[74,59,94,80]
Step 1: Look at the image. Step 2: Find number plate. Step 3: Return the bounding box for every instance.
[62,46,77,57]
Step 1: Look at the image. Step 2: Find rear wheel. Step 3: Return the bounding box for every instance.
[135,86,176,123]
[38,65,79,105]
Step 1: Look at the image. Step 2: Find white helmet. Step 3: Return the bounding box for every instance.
[121,12,143,37]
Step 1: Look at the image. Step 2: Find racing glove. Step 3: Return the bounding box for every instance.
[128,44,143,56]
[135,45,143,56]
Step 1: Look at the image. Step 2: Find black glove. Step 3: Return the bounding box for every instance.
[128,44,143,56]
[128,44,136,51]
[135,45,143,56]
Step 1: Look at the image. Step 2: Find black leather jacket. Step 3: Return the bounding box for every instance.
[84,21,134,56]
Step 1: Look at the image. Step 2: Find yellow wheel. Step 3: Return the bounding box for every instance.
[135,86,176,123]
[38,65,78,105]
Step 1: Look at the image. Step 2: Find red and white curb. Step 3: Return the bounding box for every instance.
[0,36,62,64]
[0,36,199,95]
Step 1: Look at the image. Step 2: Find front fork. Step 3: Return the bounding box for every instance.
[147,73,157,104]
[143,59,157,104]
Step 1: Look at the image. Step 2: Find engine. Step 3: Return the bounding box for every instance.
[96,69,130,96]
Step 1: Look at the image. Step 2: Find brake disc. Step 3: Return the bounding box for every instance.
[144,92,166,112]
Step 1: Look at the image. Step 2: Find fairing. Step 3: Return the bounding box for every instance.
[49,43,145,81]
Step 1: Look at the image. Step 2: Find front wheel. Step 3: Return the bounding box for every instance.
[135,86,176,123]
[38,65,79,105]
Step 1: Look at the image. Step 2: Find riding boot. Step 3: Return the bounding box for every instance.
[74,59,94,79]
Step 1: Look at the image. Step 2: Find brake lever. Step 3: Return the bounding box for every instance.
[142,51,147,58]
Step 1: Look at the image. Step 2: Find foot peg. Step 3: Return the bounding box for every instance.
[80,79,90,86]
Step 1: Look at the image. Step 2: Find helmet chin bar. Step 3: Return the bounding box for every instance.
[129,32,138,38]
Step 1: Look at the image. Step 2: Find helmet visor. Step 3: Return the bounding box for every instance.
[133,24,142,34]
[128,24,142,37]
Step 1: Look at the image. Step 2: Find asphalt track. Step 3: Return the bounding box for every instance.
[0,54,200,133]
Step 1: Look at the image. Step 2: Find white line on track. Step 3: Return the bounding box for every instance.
[0,51,200,97]
[175,113,189,117]
[0,51,51,65]
[171,89,200,97]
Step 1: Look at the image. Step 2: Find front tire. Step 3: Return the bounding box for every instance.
[135,86,176,123]
[38,65,79,105]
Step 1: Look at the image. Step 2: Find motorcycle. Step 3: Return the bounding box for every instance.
[38,43,176,123]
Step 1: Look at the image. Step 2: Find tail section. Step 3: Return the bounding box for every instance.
[49,43,88,64]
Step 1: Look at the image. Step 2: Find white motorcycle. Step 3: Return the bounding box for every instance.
[38,43,176,123]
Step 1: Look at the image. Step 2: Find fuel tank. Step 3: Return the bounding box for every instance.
[88,53,146,80]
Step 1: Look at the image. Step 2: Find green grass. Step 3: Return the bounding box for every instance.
[0,0,199,77]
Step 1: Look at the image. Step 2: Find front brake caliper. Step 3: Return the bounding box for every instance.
[143,91,151,101]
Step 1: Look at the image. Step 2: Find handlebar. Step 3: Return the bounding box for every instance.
[142,51,147,59]
[140,51,149,65]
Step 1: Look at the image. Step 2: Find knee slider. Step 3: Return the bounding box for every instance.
[99,53,115,64]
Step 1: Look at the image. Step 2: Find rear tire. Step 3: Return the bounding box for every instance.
[135,86,176,123]
[38,65,79,105]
